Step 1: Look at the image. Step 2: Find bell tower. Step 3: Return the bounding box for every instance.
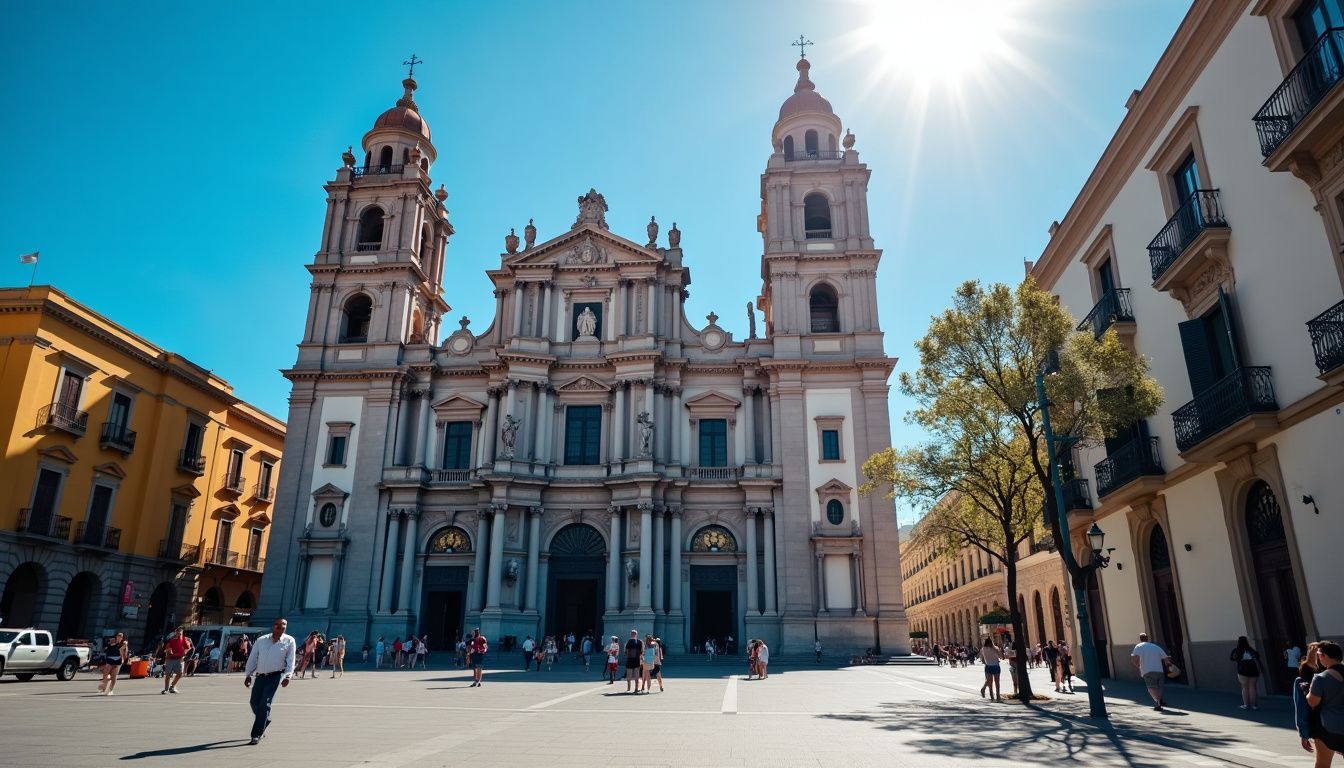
[299,65,453,365]
[756,53,881,358]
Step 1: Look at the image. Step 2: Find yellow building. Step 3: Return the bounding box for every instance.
[0,285,284,651]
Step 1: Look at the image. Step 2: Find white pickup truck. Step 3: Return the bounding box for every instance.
[0,628,90,681]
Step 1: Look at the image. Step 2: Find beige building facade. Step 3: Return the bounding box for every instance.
[1032,0,1344,693]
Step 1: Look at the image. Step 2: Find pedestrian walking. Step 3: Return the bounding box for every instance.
[1304,640,1344,765]
[1131,633,1173,711]
[233,636,251,674]
[1043,640,1060,691]
[467,628,488,687]
[640,634,657,692]
[757,640,771,679]
[1231,635,1262,710]
[362,643,369,664]
[375,636,386,668]
[747,640,760,680]
[1059,642,1075,693]
[243,617,295,745]
[625,630,644,693]
[545,636,558,670]
[522,636,536,671]
[581,634,593,672]
[605,636,620,683]
[1001,638,1019,698]
[978,638,1002,701]
[651,637,665,692]
[1294,657,1319,761]
[455,636,467,669]
[415,636,428,669]
[161,626,193,694]
[330,635,346,678]
[299,631,319,678]
[815,639,823,663]
[97,632,129,696]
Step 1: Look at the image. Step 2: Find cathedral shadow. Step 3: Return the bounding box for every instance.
[819,699,1244,767]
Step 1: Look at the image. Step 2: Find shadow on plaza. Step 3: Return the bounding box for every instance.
[120,740,252,759]
[821,699,1238,767]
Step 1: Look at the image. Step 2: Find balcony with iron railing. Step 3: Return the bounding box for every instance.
[158,539,200,562]
[74,521,121,551]
[204,548,239,567]
[1077,288,1136,340]
[351,163,404,178]
[688,466,743,481]
[429,468,475,484]
[1172,367,1278,456]
[355,241,382,252]
[15,508,71,540]
[1095,437,1164,500]
[1307,298,1344,378]
[1254,28,1344,162]
[219,471,246,497]
[36,402,88,436]
[241,553,265,572]
[785,149,843,161]
[804,228,833,240]
[98,421,136,453]
[252,482,275,502]
[178,450,206,475]
[1149,190,1230,286]
[1061,477,1093,512]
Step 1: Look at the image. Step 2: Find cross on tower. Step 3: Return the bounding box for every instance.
[792,35,812,59]
[403,53,423,78]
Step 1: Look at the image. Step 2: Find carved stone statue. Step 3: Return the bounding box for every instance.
[746,302,757,339]
[624,557,639,585]
[524,218,536,250]
[575,306,598,339]
[499,414,521,458]
[668,222,681,248]
[573,188,609,230]
[504,227,519,255]
[342,146,356,168]
[636,411,655,457]
[646,215,659,248]
[566,238,603,265]
[504,558,521,585]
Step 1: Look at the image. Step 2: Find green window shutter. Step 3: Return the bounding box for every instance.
[1216,288,1242,371]
[1179,317,1217,395]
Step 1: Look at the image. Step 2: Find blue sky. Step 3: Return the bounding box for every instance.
[0,1,1188,524]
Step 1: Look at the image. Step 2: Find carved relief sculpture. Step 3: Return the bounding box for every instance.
[575,306,598,339]
[573,188,609,229]
[499,414,521,458]
[636,411,655,457]
[504,558,521,585]
[625,557,640,585]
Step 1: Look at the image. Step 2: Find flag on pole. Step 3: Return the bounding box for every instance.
[19,252,39,265]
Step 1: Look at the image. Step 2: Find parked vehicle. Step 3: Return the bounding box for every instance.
[0,628,91,681]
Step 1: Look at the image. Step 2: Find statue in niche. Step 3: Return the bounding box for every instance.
[499,415,521,458]
[624,557,640,585]
[636,411,655,457]
[747,302,757,339]
[504,558,521,585]
[575,306,598,339]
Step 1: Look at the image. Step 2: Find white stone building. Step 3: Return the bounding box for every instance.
[255,58,910,655]
[1032,0,1344,693]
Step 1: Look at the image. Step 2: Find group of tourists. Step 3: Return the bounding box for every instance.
[371,634,428,669]
[291,631,347,678]
[745,639,770,679]
[606,630,665,693]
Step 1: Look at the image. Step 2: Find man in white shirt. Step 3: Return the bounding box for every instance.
[521,636,536,671]
[244,618,296,745]
[1130,633,1172,711]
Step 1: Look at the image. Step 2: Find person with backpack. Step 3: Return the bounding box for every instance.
[1230,635,1263,711]
[1305,641,1344,765]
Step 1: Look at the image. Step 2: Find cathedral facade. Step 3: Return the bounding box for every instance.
[256,57,909,655]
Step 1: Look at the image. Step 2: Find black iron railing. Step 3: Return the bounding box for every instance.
[178,451,206,474]
[1172,367,1278,452]
[204,548,238,567]
[157,539,198,561]
[1077,288,1136,339]
[810,316,839,333]
[1254,28,1344,157]
[37,402,88,435]
[220,472,246,494]
[1095,437,1164,498]
[75,522,120,550]
[355,242,381,252]
[804,228,833,240]
[253,483,275,502]
[1149,189,1229,282]
[351,164,404,177]
[1307,298,1344,375]
[16,508,71,539]
[785,150,843,161]
[1062,477,1093,511]
[98,421,136,452]
[242,553,265,572]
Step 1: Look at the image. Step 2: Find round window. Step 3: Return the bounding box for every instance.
[319,503,338,528]
[826,499,844,526]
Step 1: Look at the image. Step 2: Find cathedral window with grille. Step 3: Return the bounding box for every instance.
[442,421,473,469]
[698,419,728,467]
[809,284,839,333]
[803,193,831,239]
[564,405,602,465]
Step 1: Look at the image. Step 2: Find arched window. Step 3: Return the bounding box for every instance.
[378,145,394,170]
[428,526,472,553]
[804,129,819,156]
[235,591,255,609]
[828,133,838,153]
[402,147,410,164]
[809,283,839,333]
[1032,591,1046,646]
[357,206,385,250]
[826,499,844,525]
[691,525,737,552]
[420,158,429,172]
[783,135,795,159]
[419,224,433,261]
[803,193,831,238]
[364,150,372,168]
[340,294,373,343]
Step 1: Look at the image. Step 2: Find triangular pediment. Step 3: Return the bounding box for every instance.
[171,483,202,499]
[92,462,128,480]
[816,479,854,495]
[684,391,741,408]
[504,225,661,267]
[212,504,242,521]
[311,482,349,501]
[432,394,486,411]
[244,512,272,528]
[557,376,610,392]
[38,445,79,464]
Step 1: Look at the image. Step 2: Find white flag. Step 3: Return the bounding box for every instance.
[19,252,38,265]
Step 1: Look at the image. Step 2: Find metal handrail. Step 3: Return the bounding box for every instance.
[98,421,137,450]
[351,164,404,177]
[242,554,265,572]
[220,472,246,493]
[1149,189,1229,282]
[1254,28,1344,157]
[37,402,88,434]
[16,508,71,539]
[785,150,843,161]
[204,547,239,567]
[1094,437,1164,498]
[1077,288,1135,339]
[1172,367,1278,452]
[689,466,742,480]
[1307,298,1344,375]
[253,483,275,501]
[804,228,833,240]
[75,521,120,550]
[1062,477,1093,511]
[178,451,206,474]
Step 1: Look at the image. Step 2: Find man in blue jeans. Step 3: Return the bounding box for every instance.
[243,618,296,745]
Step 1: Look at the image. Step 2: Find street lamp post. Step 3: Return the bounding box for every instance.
[1036,370,1111,719]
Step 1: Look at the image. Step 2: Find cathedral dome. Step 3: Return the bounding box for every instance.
[778,59,834,120]
[372,78,431,141]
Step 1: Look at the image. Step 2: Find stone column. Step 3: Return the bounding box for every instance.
[485,504,507,610]
[538,388,554,463]
[646,279,657,335]
[674,388,686,465]
[426,419,442,471]
[540,282,552,339]
[397,510,419,612]
[525,506,543,612]
[418,392,434,465]
[652,506,665,614]
[511,285,525,337]
[816,551,828,615]
[558,291,571,343]
[743,387,756,464]
[480,388,498,466]
[522,382,537,460]
[763,508,778,614]
[850,552,861,616]
[613,382,626,460]
[380,510,401,612]
[471,512,490,611]
[763,390,775,464]
[744,507,759,615]
[853,551,867,617]
[606,506,622,613]
[611,280,624,339]
[668,507,683,613]
[637,502,653,610]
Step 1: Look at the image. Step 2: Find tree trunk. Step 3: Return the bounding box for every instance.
[1003,541,1034,700]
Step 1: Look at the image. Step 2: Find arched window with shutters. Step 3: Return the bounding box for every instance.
[803,193,831,238]
[809,283,839,333]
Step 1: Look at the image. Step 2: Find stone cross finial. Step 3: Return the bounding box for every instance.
[706,311,718,325]
[403,53,423,78]
[792,35,812,59]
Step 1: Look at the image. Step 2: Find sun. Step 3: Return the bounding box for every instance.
[855,0,1023,87]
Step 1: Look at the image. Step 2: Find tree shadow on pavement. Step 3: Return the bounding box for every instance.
[120,740,251,759]
[821,699,1242,767]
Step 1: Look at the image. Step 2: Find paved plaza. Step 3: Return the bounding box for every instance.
[0,657,1313,768]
